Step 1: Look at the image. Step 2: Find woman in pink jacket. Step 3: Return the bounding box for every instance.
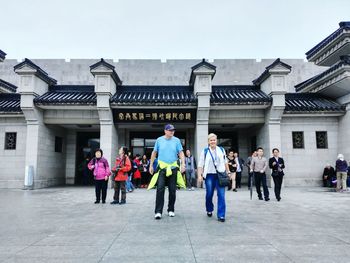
[88,148,111,204]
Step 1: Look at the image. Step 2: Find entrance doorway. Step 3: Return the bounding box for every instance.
[75,132,100,185]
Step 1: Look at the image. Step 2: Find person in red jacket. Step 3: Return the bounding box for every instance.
[111,146,131,205]
[133,154,142,188]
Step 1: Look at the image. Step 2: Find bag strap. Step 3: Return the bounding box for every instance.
[208,148,219,172]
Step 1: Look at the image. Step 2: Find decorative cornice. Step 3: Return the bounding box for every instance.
[306,21,350,61]
[252,58,292,86]
[0,79,17,93]
[13,58,57,85]
[295,55,350,92]
[189,59,216,86]
[90,58,122,86]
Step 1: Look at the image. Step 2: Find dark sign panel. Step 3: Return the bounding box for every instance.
[114,109,196,123]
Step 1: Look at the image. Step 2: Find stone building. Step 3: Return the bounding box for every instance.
[0,22,349,189]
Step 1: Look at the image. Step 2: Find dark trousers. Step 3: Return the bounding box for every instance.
[254,172,269,199]
[236,172,242,188]
[95,179,108,202]
[134,178,141,188]
[114,181,126,202]
[141,172,149,185]
[272,175,283,200]
[248,172,254,189]
[155,168,177,214]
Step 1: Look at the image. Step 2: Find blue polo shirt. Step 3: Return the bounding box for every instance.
[153,136,183,163]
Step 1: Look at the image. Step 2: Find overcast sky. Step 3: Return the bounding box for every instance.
[1,0,349,60]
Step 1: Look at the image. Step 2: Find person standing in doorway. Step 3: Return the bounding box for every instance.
[250,147,269,201]
[148,124,186,220]
[111,146,131,205]
[269,148,285,201]
[227,150,237,191]
[234,151,244,189]
[88,149,111,204]
[335,154,348,192]
[246,151,257,190]
[141,154,150,188]
[133,154,142,188]
[185,149,197,190]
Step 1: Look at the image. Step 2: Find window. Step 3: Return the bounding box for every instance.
[55,136,63,153]
[292,132,304,149]
[5,132,16,150]
[316,131,328,149]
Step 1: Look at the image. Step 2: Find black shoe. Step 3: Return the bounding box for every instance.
[102,200,106,204]
[110,200,119,205]
[218,217,225,222]
[258,197,263,200]
[277,197,281,202]
[94,200,100,204]
[119,201,126,205]
[265,197,270,201]
[233,189,237,192]
[207,212,213,217]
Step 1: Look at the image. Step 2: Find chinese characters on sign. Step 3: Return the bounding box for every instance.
[114,110,195,123]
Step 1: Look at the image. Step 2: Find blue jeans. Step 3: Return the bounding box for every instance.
[126,174,134,191]
[205,173,226,218]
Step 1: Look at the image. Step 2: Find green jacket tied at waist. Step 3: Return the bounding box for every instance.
[147,160,186,190]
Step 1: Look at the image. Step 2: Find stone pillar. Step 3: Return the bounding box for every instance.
[90,59,122,166]
[254,59,291,186]
[14,59,57,188]
[190,59,216,161]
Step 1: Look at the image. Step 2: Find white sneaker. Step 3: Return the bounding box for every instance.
[168,211,175,217]
[154,213,162,220]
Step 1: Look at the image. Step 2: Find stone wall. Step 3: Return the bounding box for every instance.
[0,59,325,92]
[0,117,27,188]
[281,116,339,186]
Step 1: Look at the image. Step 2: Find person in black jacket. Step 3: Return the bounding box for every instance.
[269,148,285,201]
[322,164,335,187]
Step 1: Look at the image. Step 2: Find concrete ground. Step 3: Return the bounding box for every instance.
[0,186,349,263]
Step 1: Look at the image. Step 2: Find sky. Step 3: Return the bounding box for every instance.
[0,0,349,60]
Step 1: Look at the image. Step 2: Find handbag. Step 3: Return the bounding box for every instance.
[208,148,230,187]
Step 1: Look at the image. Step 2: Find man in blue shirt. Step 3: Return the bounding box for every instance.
[149,124,186,219]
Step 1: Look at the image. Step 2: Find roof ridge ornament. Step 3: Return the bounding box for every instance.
[189,58,216,86]
[90,58,122,86]
[252,58,292,86]
[13,58,57,85]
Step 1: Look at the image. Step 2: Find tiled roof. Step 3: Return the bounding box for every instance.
[90,58,122,86]
[295,55,350,92]
[14,58,57,85]
[111,86,197,106]
[306,21,350,60]
[0,49,6,61]
[0,93,21,113]
[253,58,292,86]
[211,86,272,105]
[285,93,345,113]
[34,85,96,105]
[0,79,17,93]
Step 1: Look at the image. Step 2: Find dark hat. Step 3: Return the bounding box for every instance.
[164,124,176,131]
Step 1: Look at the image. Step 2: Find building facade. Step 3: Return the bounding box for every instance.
[1,22,349,189]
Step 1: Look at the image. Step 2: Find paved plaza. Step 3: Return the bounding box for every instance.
[0,186,350,263]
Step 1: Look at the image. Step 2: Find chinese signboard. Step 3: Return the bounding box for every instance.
[114,109,196,123]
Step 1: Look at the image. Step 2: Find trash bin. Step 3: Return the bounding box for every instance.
[24,165,34,190]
